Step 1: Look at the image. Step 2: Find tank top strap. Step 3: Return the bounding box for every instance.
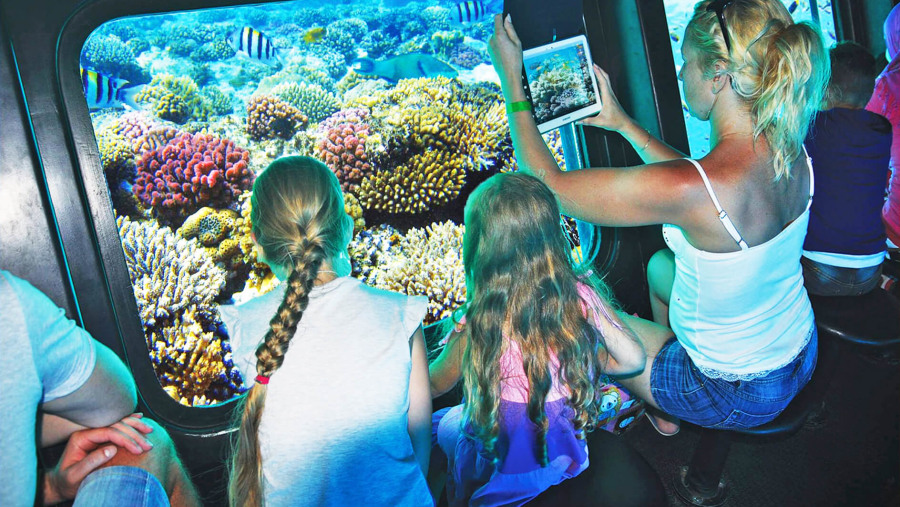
[684,158,750,250]
[804,145,814,211]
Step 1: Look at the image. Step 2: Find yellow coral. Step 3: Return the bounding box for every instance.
[368,221,466,324]
[358,149,466,214]
[135,74,204,124]
[344,192,366,234]
[149,308,237,406]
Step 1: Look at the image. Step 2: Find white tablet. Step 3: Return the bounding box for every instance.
[521,35,602,133]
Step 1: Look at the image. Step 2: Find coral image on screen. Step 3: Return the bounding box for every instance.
[525,44,596,124]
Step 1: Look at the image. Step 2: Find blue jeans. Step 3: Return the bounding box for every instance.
[801,256,882,296]
[73,466,168,507]
[649,328,818,430]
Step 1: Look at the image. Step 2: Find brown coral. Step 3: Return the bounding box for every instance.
[316,109,380,194]
[358,149,466,214]
[246,95,309,140]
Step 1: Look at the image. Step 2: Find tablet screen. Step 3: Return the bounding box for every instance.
[522,35,601,133]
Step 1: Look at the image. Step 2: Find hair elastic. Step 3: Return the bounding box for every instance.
[255,375,270,385]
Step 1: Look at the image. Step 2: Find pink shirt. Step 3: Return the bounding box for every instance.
[498,282,606,404]
[867,57,900,243]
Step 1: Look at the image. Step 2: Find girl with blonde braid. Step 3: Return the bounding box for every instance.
[490,0,828,436]
[221,156,432,507]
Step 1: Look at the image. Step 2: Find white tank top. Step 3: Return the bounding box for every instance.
[662,156,816,380]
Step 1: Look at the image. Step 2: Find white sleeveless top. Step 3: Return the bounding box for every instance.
[662,156,816,380]
[219,277,432,507]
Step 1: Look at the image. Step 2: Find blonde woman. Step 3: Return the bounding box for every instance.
[489,0,828,435]
[221,157,432,507]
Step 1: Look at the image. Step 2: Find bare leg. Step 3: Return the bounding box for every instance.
[615,313,681,434]
[647,249,675,328]
[97,418,201,507]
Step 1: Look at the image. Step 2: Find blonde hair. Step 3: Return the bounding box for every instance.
[460,173,614,465]
[228,156,351,507]
[686,0,830,179]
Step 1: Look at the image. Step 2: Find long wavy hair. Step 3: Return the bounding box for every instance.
[228,156,352,507]
[460,172,616,466]
[685,0,830,180]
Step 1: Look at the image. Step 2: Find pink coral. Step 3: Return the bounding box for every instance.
[246,95,308,140]
[316,109,378,194]
[133,132,254,225]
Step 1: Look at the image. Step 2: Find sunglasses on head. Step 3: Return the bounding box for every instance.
[706,0,736,53]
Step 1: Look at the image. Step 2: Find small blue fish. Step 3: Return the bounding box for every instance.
[449,1,488,25]
[227,27,281,66]
[670,32,680,43]
[351,54,458,82]
[787,1,799,14]
[80,67,142,110]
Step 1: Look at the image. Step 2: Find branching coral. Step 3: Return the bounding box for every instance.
[133,132,253,226]
[365,221,466,324]
[95,123,142,217]
[149,307,243,406]
[117,215,224,327]
[430,30,465,61]
[358,147,466,214]
[246,95,309,140]
[135,74,205,124]
[316,109,381,194]
[272,82,340,124]
[349,224,403,285]
[117,215,243,405]
[201,86,234,117]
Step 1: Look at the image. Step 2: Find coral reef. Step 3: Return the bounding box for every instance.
[324,18,369,60]
[117,215,225,327]
[177,207,242,261]
[201,86,234,117]
[246,95,308,140]
[336,70,383,98]
[450,44,484,69]
[310,45,349,80]
[272,82,340,124]
[81,34,149,84]
[192,40,234,62]
[530,55,594,121]
[316,109,381,194]
[255,57,335,96]
[344,192,366,235]
[430,30,465,61]
[95,123,142,217]
[134,74,205,124]
[133,132,253,225]
[349,224,403,285]
[364,221,466,325]
[149,307,243,406]
[117,216,243,406]
[361,30,397,60]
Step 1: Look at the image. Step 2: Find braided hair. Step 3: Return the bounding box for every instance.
[228,157,352,507]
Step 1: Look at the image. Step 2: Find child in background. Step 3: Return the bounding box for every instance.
[429,173,647,506]
[802,41,892,295]
[221,156,432,507]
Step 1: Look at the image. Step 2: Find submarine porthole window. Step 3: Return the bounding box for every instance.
[79,1,580,408]
[663,0,837,159]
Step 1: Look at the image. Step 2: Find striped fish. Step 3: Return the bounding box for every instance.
[227,27,281,66]
[449,1,488,25]
[80,67,142,110]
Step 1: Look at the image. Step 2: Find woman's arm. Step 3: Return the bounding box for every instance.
[407,326,432,477]
[428,324,467,398]
[489,15,698,227]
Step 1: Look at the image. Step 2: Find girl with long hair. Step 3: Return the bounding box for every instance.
[221,156,432,507]
[429,172,647,505]
[489,0,828,436]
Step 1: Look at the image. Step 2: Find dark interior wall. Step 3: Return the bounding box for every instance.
[835,0,895,62]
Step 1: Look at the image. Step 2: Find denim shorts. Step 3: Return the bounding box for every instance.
[649,328,818,430]
[801,256,882,296]
[73,466,169,507]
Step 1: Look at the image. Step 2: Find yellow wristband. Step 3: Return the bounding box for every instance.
[506,100,532,114]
